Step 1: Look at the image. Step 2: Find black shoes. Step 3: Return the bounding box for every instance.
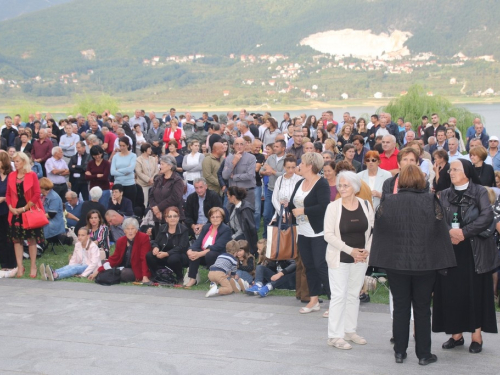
[390,337,395,344]
[442,336,464,349]
[469,341,482,354]
[359,293,370,303]
[394,352,407,363]
[419,354,437,366]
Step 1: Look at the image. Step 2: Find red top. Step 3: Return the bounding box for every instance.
[97,231,151,280]
[104,132,117,154]
[5,171,43,224]
[85,159,111,190]
[31,139,53,163]
[163,127,182,149]
[379,148,399,172]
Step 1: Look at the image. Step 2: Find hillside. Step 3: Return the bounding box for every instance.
[0,0,500,105]
[0,0,75,21]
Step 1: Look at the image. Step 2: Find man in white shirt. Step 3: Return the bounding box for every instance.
[128,109,148,132]
[447,137,464,163]
[45,147,70,201]
[376,117,390,138]
[59,123,80,164]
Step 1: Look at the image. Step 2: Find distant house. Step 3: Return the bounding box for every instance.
[312,85,318,90]
[310,92,318,99]
[223,90,230,96]
[246,79,254,85]
[374,92,383,99]
[80,49,96,60]
[450,78,457,85]
[426,91,434,97]
[152,56,160,62]
[268,80,276,86]
[0,78,5,85]
[341,93,349,100]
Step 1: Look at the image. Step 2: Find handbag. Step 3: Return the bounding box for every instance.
[153,267,177,285]
[265,205,298,260]
[95,268,122,286]
[22,205,49,230]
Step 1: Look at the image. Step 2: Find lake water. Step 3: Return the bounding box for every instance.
[1,103,499,134]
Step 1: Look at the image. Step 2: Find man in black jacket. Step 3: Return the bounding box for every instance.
[184,177,222,238]
[69,141,91,201]
[423,113,445,145]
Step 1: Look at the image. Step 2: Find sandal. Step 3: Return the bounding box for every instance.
[323,310,329,318]
[299,302,320,314]
[327,338,352,350]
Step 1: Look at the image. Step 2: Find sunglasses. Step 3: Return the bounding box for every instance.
[365,159,378,163]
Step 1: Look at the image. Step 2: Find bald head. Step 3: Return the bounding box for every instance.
[212,142,224,156]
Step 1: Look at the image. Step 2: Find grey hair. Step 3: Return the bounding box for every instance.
[406,131,415,137]
[89,186,103,201]
[383,134,396,144]
[160,154,177,171]
[116,128,125,135]
[153,119,159,125]
[239,121,249,129]
[193,177,207,185]
[51,146,62,156]
[66,190,77,199]
[336,171,361,194]
[322,150,335,159]
[123,217,140,230]
[105,209,118,218]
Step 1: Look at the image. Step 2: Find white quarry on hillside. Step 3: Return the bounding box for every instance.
[300,29,412,60]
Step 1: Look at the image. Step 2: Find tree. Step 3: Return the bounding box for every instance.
[380,85,482,138]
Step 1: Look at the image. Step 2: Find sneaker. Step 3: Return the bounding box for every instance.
[23,252,30,259]
[237,279,249,292]
[258,285,270,297]
[245,284,261,296]
[39,264,47,281]
[205,283,218,297]
[46,265,55,281]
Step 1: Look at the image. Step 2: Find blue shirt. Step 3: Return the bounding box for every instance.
[65,200,83,227]
[111,152,137,186]
[43,189,66,238]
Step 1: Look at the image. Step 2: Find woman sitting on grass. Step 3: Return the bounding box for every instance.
[40,227,101,281]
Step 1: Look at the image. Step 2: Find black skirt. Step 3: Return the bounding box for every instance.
[432,238,497,334]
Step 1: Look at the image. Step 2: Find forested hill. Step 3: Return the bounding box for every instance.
[0,0,74,21]
[0,0,499,79]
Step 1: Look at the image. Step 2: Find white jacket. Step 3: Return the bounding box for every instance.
[324,197,374,269]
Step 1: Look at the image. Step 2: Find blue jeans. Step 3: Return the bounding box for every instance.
[254,185,262,230]
[262,189,275,239]
[55,264,88,279]
[236,270,254,284]
[255,265,295,290]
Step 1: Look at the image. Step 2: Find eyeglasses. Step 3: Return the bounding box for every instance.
[337,184,352,190]
[166,215,179,218]
[447,168,464,174]
[365,159,378,163]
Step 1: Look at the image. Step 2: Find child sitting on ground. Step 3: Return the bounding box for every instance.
[40,227,102,281]
[246,238,296,297]
[235,240,255,286]
[206,240,244,297]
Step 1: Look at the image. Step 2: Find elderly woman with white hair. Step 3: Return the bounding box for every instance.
[288,152,331,314]
[324,171,374,350]
[89,217,152,283]
[149,154,185,235]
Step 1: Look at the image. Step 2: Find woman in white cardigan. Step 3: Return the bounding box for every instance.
[357,150,392,210]
[324,171,374,350]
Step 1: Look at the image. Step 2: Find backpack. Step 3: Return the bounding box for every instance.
[95,268,122,286]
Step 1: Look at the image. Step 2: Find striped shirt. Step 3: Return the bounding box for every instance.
[210,253,238,275]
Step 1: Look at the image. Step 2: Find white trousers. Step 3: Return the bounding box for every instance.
[328,262,368,339]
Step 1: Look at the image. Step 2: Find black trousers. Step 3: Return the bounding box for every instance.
[52,183,68,203]
[122,184,137,204]
[298,235,330,298]
[188,250,219,279]
[0,214,16,268]
[387,270,436,359]
[146,251,189,281]
[71,180,89,201]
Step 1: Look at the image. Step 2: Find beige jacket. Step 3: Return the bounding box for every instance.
[324,197,374,269]
[135,155,158,187]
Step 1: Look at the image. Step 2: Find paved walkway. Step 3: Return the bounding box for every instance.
[0,279,498,375]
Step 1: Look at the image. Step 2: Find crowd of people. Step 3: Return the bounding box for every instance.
[0,108,499,365]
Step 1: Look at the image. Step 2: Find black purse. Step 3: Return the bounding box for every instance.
[153,267,177,285]
[95,268,122,286]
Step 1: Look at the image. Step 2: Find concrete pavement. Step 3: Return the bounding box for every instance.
[0,279,498,375]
